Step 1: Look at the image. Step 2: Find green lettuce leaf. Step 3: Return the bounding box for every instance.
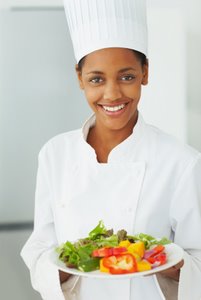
[88,220,107,239]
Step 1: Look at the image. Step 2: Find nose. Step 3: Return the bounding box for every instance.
[103,80,122,102]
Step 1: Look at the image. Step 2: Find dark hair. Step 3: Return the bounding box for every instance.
[77,49,147,71]
[134,50,147,66]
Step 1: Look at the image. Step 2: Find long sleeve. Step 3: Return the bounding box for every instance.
[20,146,65,300]
[170,154,201,300]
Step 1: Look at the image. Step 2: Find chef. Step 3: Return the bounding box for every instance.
[21,0,201,299]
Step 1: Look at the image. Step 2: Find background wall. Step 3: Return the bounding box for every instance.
[0,8,90,223]
[184,0,201,150]
[1,1,197,224]
[140,3,186,142]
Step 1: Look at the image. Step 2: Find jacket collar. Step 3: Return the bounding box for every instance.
[80,112,146,162]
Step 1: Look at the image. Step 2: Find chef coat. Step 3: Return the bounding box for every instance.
[21,113,201,300]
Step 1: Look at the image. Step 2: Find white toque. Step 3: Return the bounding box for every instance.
[63,0,148,63]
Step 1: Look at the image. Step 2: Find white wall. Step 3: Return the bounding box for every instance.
[184,0,201,151]
[0,0,62,8]
[0,8,90,223]
[140,4,186,142]
[0,1,201,223]
[144,0,201,151]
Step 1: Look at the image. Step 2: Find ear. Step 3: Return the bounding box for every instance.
[75,64,84,90]
[141,60,149,85]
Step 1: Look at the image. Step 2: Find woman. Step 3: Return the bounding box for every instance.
[21,1,201,299]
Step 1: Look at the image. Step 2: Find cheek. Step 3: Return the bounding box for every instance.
[84,88,101,105]
[84,90,94,105]
[122,83,142,99]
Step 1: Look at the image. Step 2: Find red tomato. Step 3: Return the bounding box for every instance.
[102,254,137,274]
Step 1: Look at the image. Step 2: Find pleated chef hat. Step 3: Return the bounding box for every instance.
[63,0,148,63]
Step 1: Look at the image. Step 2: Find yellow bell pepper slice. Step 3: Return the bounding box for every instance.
[137,260,152,272]
[100,258,109,273]
[127,241,145,258]
[119,240,131,248]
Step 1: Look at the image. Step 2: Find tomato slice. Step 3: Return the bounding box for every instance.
[102,254,137,274]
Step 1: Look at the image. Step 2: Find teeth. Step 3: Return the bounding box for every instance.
[102,104,125,112]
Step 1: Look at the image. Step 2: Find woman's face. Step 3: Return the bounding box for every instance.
[76,48,148,132]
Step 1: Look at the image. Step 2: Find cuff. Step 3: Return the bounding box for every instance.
[61,276,80,300]
[30,249,66,300]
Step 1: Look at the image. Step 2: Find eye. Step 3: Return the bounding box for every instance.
[89,77,104,84]
[121,75,135,81]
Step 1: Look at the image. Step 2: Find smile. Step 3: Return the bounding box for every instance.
[102,104,126,112]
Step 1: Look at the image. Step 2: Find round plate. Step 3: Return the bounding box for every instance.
[49,243,184,279]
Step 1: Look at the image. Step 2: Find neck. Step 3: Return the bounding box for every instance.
[87,112,138,163]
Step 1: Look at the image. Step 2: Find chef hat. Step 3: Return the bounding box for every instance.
[63,0,148,63]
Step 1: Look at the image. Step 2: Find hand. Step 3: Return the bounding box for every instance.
[157,259,184,282]
[59,270,71,284]
[145,259,184,281]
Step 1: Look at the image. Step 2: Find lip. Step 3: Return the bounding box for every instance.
[97,101,129,107]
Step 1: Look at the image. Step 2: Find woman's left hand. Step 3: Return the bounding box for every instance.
[158,259,184,281]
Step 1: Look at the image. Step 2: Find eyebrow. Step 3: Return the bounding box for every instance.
[86,67,136,75]
[119,67,137,73]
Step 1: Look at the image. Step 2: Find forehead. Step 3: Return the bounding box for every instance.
[82,48,141,71]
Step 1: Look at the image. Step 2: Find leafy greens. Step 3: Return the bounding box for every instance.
[56,220,171,272]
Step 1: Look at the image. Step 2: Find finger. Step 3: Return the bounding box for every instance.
[172,259,184,271]
[159,260,184,275]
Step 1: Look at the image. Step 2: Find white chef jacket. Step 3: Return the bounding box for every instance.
[21,113,201,300]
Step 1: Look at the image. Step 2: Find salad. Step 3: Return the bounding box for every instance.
[56,221,171,274]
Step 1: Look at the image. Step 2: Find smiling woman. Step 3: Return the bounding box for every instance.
[20,1,201,300]
[76,48,148,162]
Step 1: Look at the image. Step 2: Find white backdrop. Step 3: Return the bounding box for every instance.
[140,6,186,142]
[0,9,90,223]
[0,3,195,223]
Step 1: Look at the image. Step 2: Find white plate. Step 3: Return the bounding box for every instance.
[50,243,184,279]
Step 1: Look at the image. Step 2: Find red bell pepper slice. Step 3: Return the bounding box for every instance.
[102,253,137,274]
[92,247,113,257]
[144,245,165,260]
[112,247,127,255]
[147,252,167,267]
[92,247,127,258]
